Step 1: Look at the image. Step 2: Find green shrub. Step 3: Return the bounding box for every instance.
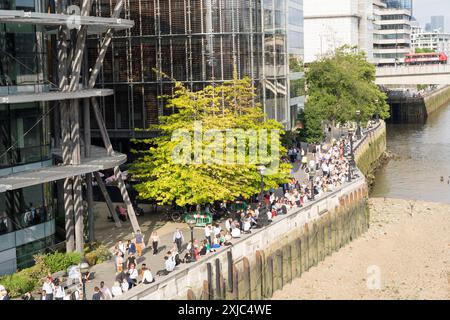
[40,252,82,273]
[0,271,38,298]
[31,254,51,279]
[84,245,112,266]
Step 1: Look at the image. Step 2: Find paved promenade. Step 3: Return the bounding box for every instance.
[83,161,308,299]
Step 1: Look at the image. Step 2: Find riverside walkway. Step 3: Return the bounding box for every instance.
[83,122,383,299]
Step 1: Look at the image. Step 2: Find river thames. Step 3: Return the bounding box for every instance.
[371,103,450,204]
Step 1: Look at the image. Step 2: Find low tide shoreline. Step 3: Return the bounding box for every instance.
[272,197,450,300]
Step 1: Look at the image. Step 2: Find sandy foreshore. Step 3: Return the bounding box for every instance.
[272,198,450,300]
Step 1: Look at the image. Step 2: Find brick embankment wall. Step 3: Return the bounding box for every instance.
[119,177,370,300]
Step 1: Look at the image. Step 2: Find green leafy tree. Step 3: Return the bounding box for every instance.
[304,45,390,139]
[130,76,292,207]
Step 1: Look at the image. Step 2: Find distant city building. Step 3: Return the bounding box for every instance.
[411,28,450,57]
[303,0,374,64]
[90,0,305,155]
[430,16,445,33]
[373,0,412,65]
[425,23,432,32]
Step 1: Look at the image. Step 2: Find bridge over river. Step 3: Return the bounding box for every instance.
[376,64,450,85]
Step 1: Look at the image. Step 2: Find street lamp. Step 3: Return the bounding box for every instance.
[258,165,266,207]
[355,110,362,140]
[187,218,196,262]
[308,160,316,200]
[79,260,89,300]
[374,99,380,122]
[347,130,355,182]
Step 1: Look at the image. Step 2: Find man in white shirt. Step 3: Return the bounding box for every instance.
[42,277,55,300]
[165,255,176,272]
[204,225,212,245]
[225,218,232,233]
[111,282,122,297]
[142,267,154,284]
[53,282,65,300]
[213,224,221,237]
[100,281,113,300]
[173,228,184,253]
[121,279,129,293]
[127,265,139,288]
[231,226,241,238]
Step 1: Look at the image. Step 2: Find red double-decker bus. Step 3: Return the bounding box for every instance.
[404,52,448,65]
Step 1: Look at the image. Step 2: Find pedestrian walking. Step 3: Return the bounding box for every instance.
[42,276,54,300]
[128,239,136,256]
[53,279,65,300]
[150,231,160,255]
[115,252,124,273]
[100,281,112,300]
[225,218,232,233]
[117,240,126,256]
[92,287,102,300]
[204,224,212,245]
[127,252,136,269]
[173,228,184,253]
[134,230,145,257]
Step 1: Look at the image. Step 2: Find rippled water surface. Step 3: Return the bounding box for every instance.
[371,104,450,203]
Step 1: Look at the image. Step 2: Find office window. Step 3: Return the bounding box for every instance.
[288,7,303,26]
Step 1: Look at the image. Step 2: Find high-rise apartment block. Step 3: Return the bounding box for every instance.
[303,0,374,64]
[373,0,412,65]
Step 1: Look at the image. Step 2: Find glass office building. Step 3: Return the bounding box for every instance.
[90,0,304,152]
[0,0,56,273]
[1,0,132,274]
[287,0,304,128]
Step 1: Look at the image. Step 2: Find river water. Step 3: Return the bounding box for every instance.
[371,103,450,204]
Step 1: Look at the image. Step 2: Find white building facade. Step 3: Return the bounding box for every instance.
[303,0,374,63]
[373,0,413,65]
[411,29,450,58]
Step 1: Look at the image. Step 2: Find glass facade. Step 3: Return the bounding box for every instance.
[0,103,51,168]
[0,0,56,274]
[0,183,55,235]
[90,0,301,138]
[287,0,304,129]
[384,0,412,10]
[0,0,48,94]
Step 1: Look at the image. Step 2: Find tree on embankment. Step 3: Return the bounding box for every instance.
[301,45,390,143]
[129,75,292,207]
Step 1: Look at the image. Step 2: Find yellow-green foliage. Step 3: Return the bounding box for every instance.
[84,244,112,266]
[130,74,292,206]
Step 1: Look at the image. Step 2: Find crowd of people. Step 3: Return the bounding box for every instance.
[10,133,361,300]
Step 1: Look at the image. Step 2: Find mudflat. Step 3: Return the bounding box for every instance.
[272,198,450,300]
